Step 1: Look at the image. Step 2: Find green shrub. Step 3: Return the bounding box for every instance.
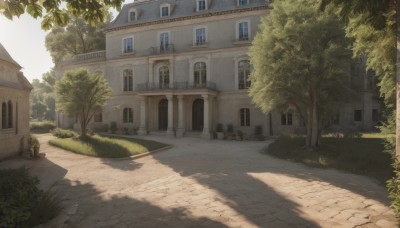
[387,162,400,225]
[110,121,117,134]
[91,123,109,133]
[216,123,224,132]
[0,167,42,227]
[26,190,62,226]
[30,120,56,133]
[52,128,77,138]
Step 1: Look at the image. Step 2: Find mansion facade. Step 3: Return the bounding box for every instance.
[56,0,381,139]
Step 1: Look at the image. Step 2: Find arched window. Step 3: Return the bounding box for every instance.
[194,62,207,86]
[123,108,133,123]
[1,102,6,129]
[238,60,251,89]
[123,69,133,91]
[7,101,12,128]
[240,108,250,126]
[159,66,169,88]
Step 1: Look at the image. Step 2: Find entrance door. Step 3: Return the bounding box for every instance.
[159,99,168,130]
[192,99,204,131]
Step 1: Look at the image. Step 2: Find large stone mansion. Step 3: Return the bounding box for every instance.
[56,0,381,139]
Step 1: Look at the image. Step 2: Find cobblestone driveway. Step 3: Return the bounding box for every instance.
[0,134,396,227]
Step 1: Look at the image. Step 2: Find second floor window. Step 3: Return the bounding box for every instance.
[195,28,206,45]
[240,108,250,126]
[123,37,133,53]
[198,0,206,11]
[238,21,249,41]
[123,69,133,91]
[194,62,207,85]
[160,33,169,51]
[161,6,169,17]
[123,108,133,123]
[238,60,251,89]
[159,66,170,88]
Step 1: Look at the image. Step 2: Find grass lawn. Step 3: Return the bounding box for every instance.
[49,134,168,158]
[264,134,394,184]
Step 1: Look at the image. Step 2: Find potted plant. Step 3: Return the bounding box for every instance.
[29,135,40,158]
[226,124,234,140]
[236,130,243,141]
[216,123,224,140]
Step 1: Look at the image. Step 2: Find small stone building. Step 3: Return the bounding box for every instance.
[0,43,32,160]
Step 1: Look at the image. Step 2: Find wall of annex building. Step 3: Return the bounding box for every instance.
[0,86,30,160]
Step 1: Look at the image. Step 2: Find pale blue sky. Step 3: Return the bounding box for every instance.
[0,1,131,83]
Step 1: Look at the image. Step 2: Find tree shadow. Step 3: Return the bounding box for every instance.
[100,158,144,171]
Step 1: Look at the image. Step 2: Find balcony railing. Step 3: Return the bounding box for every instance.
[74,50,106,61]
[136,81,217,91]
[149,44,175,55]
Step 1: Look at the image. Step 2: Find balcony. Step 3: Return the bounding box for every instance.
[74,50,106,61]
[136,81,217,91]
[149,44,175,55]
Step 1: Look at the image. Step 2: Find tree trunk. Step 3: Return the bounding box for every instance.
[396,38,400,160]
[310,87,319,148]
[79,116,87,137]
[306,90,313,149]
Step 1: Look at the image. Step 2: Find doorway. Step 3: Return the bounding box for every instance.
[192,99,204,131]
[159,99,168,130]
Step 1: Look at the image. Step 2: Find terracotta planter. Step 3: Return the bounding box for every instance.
[33,146,40,158]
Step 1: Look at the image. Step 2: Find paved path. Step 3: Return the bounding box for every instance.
[0,134,396,227]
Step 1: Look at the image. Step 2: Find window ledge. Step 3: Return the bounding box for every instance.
[121,51,136,56]
[233,40,251,46]
[192,43,209,49]
[1,128,15,134]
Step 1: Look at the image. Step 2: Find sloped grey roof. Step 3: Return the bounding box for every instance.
[108,0,267,30]
[0,43,21,68]
[0,72,33,91]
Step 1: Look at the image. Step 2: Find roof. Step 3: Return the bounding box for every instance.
[0,43,21,69]
[0,72,33,91]
[108,0,268,31]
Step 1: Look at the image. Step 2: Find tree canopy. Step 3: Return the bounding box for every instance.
[249,0,352,149]
[0,0,123,30]
[30,70,56,120]
[55,68,111,137]
[45,15,110,63]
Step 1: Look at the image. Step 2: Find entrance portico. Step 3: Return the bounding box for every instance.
[137,86,217,139]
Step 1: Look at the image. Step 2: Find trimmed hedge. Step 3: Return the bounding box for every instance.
[30,120,56,133]
[51,128,77,138]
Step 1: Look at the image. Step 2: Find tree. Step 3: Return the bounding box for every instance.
[0,0,123,30]
[55,68,111,137]
[249,0,352,149]
[319,0,397,155]
[30,70,56,120]
[45,15,109,63]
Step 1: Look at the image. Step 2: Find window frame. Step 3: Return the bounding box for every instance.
[159,65,170,88]
[238,60,251,90]
[240,108,250,127]
[197,0,207,11]
[194,26,207,45]
[238,0,249,6]
[160,4,170,17]
[128,8,137,22]
[236,19,251,42]
[123,108,133,123]
[194,62,207,86]
[122,37,134,54]
[281,112,293,126]
[123,69,133,92]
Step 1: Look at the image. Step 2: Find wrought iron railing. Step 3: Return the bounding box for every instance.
[149,44,175,55]
[136,81,217,91]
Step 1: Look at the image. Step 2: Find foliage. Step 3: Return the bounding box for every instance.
[216,123,224,132]
[26,190,62,226]
[52,128,77,139]
[110,121,117,134]
[227,124,234,133]
[45,15,110,63]
[91,123,109,133]
[387,162,400,224]
[249,0,352,149]
[265,134,393,184]
[29,135,40,148]
[30,120,56,133]
[30,71,56,121]
[0,0,123,30]
[49,135,168,158]
[0,167,41,227]
[55,68,111,137]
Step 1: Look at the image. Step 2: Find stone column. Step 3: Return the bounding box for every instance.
[201,94,211,139]
[176,95,185,137]
[166,94,175,137]
[148,60,154,84]
[138,96,148,135]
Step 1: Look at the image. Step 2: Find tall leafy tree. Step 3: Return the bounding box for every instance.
[0,0,122,30]
[30,70,56,120]
[45,15,110,63]
[249,0,352,149]
[55,68,111,137]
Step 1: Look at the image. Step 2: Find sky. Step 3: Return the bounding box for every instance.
[0,1,131,83]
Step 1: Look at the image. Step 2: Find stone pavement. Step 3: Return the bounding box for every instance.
[0,134,396,227]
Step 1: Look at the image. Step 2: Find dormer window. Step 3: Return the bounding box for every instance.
[197,0,206,11]
[238,0,249,6]
[128,9,136,22]
[161,6,169,17]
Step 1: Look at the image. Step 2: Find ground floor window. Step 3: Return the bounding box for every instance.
[240,108,250,126]
[281,112,292,125]
[1,100,13,129]
[332,112,340,125]
[354,110,362,122]
[123,108,133,123]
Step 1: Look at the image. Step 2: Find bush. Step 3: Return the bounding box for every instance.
[216,123,224,132]
[0,167,41,227]
[110,121,117,134]
[26,190,62,226]
[227,124,234,133]
[52,128,77,138]
[30,120,56,133]
[91,123,109,133]
[387,162,400,225]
